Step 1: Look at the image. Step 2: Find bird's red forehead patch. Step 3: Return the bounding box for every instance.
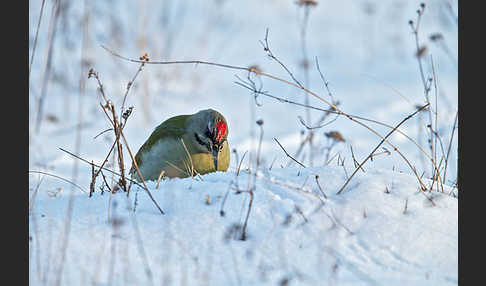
[215,121,227,142]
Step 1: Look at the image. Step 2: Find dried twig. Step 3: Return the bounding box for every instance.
[274,138,306,168]
[337,104,429,195]
[119,131,165,214]
[120,61,146,119]
[88,66,164,214]
[240,120,264,240]
[235,63,443,183]
[409,3,438,181]
[59,148,139,187]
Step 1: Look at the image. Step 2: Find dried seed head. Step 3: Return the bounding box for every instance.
[205,194,211,205]
[296,0,318,7]
[256,119,264,126]
[248,65,261,73]
[416,46,427,58]
[139,53,150,61]
[111,184,120,193]
[429,33,443,41]
[45,114,59,123]
[88,68,95,78]
[325,131,345,142]
[122,106,133,120]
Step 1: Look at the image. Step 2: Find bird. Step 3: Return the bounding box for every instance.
[131,109,230,181]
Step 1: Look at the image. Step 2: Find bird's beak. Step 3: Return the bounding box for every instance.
[212,148,219,170]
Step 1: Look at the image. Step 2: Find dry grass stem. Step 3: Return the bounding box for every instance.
[34,0,62,134]
[443,111,458,184]
[156,170,166,189]
[315,175,327,199]
[28,170,87,194]
[240,120,264,240]
[29,0,46,79]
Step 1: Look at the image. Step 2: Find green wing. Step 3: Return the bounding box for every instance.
[134,115,189,166]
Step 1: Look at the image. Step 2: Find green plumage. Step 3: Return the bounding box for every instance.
[134,115,188,166]
[132,110,230,181]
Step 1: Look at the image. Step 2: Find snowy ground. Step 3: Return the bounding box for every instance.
[29,0,458,285]
[30,166,457,286]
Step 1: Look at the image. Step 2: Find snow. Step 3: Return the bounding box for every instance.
[29,0,458,285]
[29,166,457,285]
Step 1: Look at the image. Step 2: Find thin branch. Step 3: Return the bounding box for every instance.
[274,138,307,168]
[93,128,113,139]
[120,130,165,215]
[350,145,365,173]
[101,44,248,72]
[58,148,148,194]
[28,170,87,194]
[237,151,248,176]
[443,111,458,184]
[315,56,336,104]
[241,121,264,241]
[121,62,146,119]
[259,28,304,88]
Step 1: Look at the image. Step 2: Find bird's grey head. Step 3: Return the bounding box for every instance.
[188,109,228,168]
